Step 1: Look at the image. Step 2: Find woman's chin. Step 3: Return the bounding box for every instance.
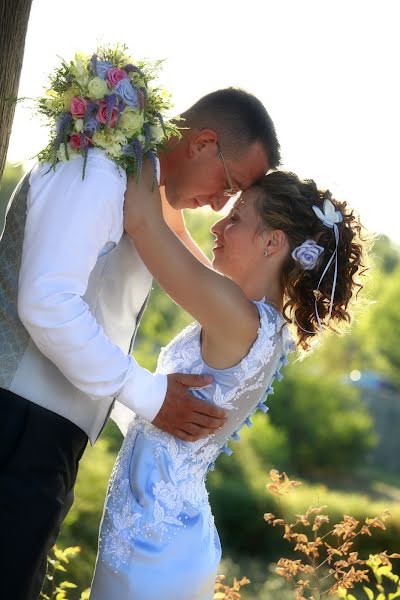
[211,257,223,274]
[212,257,230,277]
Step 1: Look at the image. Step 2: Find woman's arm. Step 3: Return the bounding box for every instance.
[124,165,259,351]
[160,188,212,268]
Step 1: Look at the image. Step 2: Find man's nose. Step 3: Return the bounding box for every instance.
[210,192,229,212]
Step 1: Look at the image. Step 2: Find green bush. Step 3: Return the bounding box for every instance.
[269,362,377,475]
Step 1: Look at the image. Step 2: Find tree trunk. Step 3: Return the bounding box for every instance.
[0,0,33,182]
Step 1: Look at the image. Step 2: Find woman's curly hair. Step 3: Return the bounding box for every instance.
[253,171,371,352]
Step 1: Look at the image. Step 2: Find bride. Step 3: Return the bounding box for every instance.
[90,163,368,600]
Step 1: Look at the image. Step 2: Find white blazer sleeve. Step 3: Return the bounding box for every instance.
[17,156,166,422]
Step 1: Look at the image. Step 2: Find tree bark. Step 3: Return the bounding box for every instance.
[0,0,33,182]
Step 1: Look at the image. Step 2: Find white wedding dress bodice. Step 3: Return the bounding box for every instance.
[90,301,293,600]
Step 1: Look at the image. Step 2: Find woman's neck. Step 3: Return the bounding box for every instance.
[235,271,284,313]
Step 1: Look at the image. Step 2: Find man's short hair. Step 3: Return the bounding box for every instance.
[182,88,280,169]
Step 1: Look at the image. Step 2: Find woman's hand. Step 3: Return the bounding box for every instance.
[124,160,162,237]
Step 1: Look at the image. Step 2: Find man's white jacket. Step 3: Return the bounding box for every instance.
[0,150,166,443]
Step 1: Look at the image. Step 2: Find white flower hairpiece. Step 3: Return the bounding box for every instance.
[312,199,343,228]
[291,240,324,270]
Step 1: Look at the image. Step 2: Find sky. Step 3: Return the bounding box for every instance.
[6,0,400,242]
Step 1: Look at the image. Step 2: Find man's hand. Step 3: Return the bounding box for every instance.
[152,373,227,441]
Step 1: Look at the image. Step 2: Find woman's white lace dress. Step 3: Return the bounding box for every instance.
[90,301,293,600]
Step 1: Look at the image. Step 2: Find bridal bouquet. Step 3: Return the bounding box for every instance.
[37,44,180,180]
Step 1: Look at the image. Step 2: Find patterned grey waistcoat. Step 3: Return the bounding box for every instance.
[0,172,152,443]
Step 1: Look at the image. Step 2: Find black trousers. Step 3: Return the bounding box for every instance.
[0,388,88,600]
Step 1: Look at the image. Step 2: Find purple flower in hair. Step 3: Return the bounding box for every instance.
[114,78,138,107]
[291,240,324,270]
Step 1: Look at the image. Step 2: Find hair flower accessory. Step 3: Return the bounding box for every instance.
[312,199,343,228]
[291,239,324,270]
[36,44,181,181]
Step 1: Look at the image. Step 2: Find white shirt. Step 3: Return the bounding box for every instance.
[17,150,167,430]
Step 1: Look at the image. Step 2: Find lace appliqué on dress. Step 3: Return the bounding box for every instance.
[101,303,289,571]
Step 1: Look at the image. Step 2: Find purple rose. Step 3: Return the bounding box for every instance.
[114,78,138,107]
[83,117,100,136]
[291,240,324,270]
[96,60,113,79]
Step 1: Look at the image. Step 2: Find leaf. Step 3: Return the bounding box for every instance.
[54,548,68,562]
[60,581,78,589]
[363,586,375,600]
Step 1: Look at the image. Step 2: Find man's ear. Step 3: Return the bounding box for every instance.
[188,128,218,157]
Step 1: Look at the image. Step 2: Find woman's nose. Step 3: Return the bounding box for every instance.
[211,216,226,236]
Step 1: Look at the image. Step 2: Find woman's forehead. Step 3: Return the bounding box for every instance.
[233,188,258,211]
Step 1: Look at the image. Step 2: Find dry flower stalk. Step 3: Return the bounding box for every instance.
[264,469,400,599]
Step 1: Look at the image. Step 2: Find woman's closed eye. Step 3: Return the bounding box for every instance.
[228,210,239,223]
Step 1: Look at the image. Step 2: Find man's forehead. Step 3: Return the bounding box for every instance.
[231,142,269,190]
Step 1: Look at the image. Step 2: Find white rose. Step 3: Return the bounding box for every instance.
[70,53,90,87]
[119,108,144,136]
[43,90,61,110]
[92,129,127,158]
[57,145,79,162]
[87,77,108,100]
[74,119,83,133]
[150,124,164,143]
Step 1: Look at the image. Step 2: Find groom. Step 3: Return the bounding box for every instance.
[0,87,280,600]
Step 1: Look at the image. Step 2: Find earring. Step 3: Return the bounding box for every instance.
[264,249,268,257]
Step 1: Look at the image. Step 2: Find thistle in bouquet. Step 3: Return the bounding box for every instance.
[36,44,181,182]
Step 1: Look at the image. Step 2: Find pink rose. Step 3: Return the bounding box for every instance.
[96,101,119,128]
[70,96,87,119]
[107,67,128,88]
[69,133,90,150]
